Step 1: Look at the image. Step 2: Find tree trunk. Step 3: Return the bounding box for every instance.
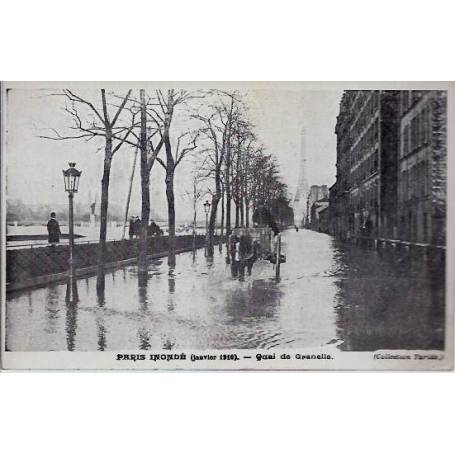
[96,141,112,293]
[208,171,222,257]
[240,197,244,227]
[166,168,176,263]
[207,196,219,256]
[138,89,149,275]
[235,141,242,228]
[225,148,232,238]
[225,185,231,237]
[219,187,224,252]
[245,197,250,227]
[163,98,176,264]
[192,183,197,252]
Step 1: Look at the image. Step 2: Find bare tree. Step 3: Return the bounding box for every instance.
[183,159,208,253]
[193,111,225,256]
[231,118,255,227]
[152,89,199,262]
[138,89,164,274]
[119,89,164,276]
[211,91,240,239]
[40,88,135,292]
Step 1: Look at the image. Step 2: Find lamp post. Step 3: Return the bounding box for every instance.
[63,162,82,303]
[203,200,211,256]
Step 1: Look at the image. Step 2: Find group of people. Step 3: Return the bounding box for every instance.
[229,229,260,280]
[128,217,163,239]
[46,212,164,245]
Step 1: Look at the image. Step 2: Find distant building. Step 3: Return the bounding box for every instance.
[306,185,329,226]
[318,205,330,234]
[331,90,400,239]
[310,198,329,232]
[397,91,447,245]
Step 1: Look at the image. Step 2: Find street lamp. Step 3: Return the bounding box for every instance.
[62,162,82,303]
[203,200,211,256]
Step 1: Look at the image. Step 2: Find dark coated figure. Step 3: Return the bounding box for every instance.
[47,212,61,244]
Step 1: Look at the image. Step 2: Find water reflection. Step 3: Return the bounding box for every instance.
[65,301,78,352]
[44,285,60,335]
[333,242,445,351]
[137,273,151,350]
[168,266,176,312]
[224,279,282,323]
[96,293,107,351]
[27,290,33,316]
[162,336,176,350]
[168,253,176,268]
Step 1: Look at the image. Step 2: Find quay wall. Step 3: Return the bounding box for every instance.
[6,235,216,290]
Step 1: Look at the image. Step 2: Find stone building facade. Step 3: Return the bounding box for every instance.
[397,91,447,245]
[305,185,328,226]
[310,198,329,232]
[330,90,400,240]
[330,89,447,247]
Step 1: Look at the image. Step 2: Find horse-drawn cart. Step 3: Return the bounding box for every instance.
[229,227,285,279]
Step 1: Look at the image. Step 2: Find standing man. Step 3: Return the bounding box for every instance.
[128,216,135,240]
[47,212,61,245]
[238,228,254,279]
[133,216,141,239]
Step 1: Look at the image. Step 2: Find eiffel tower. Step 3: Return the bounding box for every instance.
[293,127,309,227]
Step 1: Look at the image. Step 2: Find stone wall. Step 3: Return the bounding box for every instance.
[6,235,210,284]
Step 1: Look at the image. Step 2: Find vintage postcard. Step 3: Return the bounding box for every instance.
[1,81,453,370]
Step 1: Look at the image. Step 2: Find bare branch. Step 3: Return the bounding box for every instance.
[156,156,166,170]
[110,89,132,127]
[63,89,105,124]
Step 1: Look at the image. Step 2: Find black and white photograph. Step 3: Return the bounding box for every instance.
[1,82,453,370]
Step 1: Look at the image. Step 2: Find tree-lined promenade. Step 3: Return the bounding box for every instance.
[41,88,293,292]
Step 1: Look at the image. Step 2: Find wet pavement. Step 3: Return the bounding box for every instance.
[5,229,445,352]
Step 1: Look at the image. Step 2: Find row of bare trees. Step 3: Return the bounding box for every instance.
[193,90,292,256]
[42,88,292,291]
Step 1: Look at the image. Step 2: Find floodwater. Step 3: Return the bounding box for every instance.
[6,229,445,352]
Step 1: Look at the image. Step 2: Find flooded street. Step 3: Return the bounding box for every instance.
[6,229,445,352]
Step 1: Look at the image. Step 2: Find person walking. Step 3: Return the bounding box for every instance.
[229,233,240,278]
[238,229,254,280]
[128,216,135,240]
[47,212,61,245]
[133,216,141,239]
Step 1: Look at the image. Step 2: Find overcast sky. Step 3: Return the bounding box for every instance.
[5,85,342,221]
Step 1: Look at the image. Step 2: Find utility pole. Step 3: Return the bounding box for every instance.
[122,146,139,239]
